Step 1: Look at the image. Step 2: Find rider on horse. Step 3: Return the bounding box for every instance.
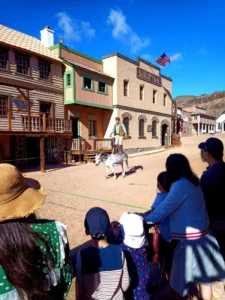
[110,117,127,154]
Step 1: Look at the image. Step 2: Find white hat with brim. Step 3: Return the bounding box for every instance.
[120,212,146,249]
[0,164,46,222]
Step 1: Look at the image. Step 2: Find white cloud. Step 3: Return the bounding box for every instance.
[170,53,182,62]
[141,54,152,61]
[55,12,95,43]
[107,9,150,54]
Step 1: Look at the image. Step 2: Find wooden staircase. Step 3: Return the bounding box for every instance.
[84,153,96,163]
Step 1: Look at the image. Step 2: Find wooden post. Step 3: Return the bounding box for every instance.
[40,136,45,172]
[27,90,31,132]
[8,96,12,131]
[43,113,46,132]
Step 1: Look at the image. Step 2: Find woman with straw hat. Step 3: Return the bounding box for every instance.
[0,163,72,299]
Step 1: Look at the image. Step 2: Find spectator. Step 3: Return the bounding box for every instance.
[76,207,130,300]
[198,137,225,258]
[142,171,175,280]
[0,163,72,299]
[144,154,225,300]
[119,212,152,300]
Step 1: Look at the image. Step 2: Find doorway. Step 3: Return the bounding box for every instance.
[161,124,168,146]
[72,118,79,138]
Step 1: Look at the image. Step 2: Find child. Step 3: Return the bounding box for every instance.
[119,212,152,300]
[144,171,176,279]
[76,207,130,300]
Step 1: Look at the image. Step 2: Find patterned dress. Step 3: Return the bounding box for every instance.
[121,240,152,300]
[0,220,72,300]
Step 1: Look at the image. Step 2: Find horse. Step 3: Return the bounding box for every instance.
[95,152,129,179]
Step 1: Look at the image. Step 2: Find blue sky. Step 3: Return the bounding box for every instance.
[1,0,225,97]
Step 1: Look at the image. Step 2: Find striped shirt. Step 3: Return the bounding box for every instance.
[76,244,130,299]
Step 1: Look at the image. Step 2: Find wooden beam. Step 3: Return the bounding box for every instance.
[17,88,29,101]
[40,136,45,172]
[8,96,12,131]
[27,90,31,131]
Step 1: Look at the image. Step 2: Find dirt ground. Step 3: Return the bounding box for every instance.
[24,133,225,299]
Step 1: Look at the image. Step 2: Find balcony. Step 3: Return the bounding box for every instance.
[22,113,72,133]
[71,138,112,152]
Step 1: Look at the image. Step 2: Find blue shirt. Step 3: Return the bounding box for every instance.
[151,193,171,242]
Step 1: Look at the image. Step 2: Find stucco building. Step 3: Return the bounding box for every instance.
[0,25,71,170]
[216,111,225,133]
[102,53,173,153]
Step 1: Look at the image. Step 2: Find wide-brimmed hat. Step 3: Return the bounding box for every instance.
[120,212,145,249]
[0,164,46,222]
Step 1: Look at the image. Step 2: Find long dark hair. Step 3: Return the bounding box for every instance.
[0,214,53,299]
[166,154,199,186]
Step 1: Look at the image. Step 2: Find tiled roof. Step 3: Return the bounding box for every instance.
[64,58,114,79]
[0,25,60,62]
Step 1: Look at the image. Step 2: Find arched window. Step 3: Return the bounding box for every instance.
[123,117,129,135]
[152,120,157,137]
[139,119,144,137]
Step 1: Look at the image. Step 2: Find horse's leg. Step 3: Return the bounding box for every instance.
[122,161,126,177]
[105,166,109,178]
[110,165,117,179]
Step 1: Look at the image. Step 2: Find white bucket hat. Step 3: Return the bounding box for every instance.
[120,212,145,249]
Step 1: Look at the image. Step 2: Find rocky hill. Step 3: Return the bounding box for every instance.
[174,91,225,118]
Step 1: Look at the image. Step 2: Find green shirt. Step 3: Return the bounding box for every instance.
[112,124,127,135]
[0,220,72,299]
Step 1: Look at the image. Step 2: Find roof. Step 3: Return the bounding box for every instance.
[102,52,172,82]
[191,112,216,119]
[63,58,114,79]
[0,25,60,62]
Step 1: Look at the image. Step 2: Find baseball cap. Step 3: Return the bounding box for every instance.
[120,212,145,249]
[198,138,224,158]
[84,207,110,239]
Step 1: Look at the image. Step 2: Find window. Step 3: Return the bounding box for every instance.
[0,47,7,69]
[16,53,29,74]
[163,93,167,106]
[139,119,144,137]
[40,101,53,119]
[0,95,8,116]
[83,76,93,90]
[124,80,128,97]
[194,116,198,120]
[152,121,157,137]
[39,60,50,80]
[98,81,107,94]
[140,86,144,100]
[88,120,96,136]
[218,122,221,130]
[153,90,157,104]
[66,73,71,86]
[123,117,129,135]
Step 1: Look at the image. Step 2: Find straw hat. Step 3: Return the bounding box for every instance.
[0,164,46,222]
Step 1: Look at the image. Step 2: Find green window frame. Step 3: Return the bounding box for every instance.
[82,74,94,92]
[64,71,72,88]
[97,79,108,95]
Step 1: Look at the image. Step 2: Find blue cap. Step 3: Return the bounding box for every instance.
[84,207,110,239]
[198,137,224,157]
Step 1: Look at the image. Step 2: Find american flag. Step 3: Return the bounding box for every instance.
[156,53,171,66]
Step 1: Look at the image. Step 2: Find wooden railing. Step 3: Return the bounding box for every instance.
[71,138,87,151]
[22,114,72,133]
[94,138,112,151]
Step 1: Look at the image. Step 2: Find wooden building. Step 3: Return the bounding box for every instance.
[0,25,72,170]
[49,44,114,161]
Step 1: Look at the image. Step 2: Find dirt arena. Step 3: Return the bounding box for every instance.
[24,133,225,299]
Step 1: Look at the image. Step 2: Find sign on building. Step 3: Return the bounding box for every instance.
[12,95,33,112]
[137,67,162,87]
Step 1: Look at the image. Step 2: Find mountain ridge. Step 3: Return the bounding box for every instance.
[174,91,225,118]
